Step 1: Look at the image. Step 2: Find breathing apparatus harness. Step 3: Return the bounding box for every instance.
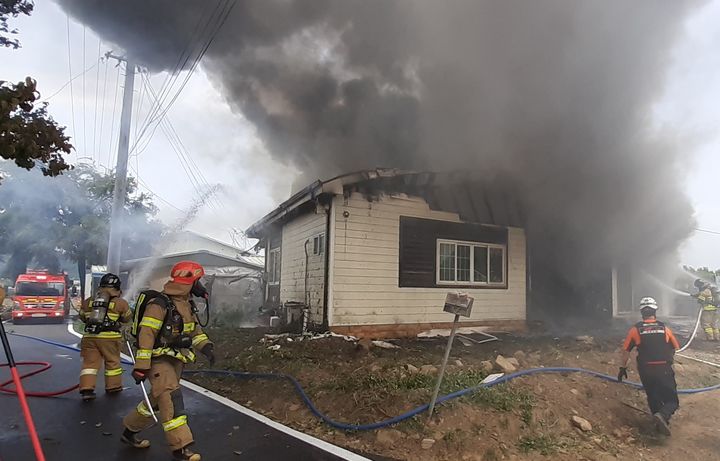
[84,292,121,335]
[131,279,211,350]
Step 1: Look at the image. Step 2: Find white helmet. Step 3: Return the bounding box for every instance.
[639,297,658,311]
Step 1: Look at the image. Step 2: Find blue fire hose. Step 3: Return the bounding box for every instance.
[8,331,720,432]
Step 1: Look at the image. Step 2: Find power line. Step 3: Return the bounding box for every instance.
[97,56,110,164]
[696,227,720,236]
[131,0,236,153]
[41,59,98,102]
[92,39,102,164]
[82,25,87,158]
[65,14,77,155]
[106,64,121,167]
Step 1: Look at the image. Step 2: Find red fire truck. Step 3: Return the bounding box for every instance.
[11,270,70,323]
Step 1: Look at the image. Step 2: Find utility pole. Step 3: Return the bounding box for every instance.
[106,53,135,275]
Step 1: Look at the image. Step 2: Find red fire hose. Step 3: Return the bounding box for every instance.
[0,361,79,397]
[0,321,48,461]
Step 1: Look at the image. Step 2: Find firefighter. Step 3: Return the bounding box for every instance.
[694,279,718,341]
[78,273,132,401]
[618,297,680,436]
[121,261,215,461]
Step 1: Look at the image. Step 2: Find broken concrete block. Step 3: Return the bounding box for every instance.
[455,359,464,367]
[421,438,436,449]
[495,355,517,373]
[571,416,592,432]
[406,364,419,373]
[480,361,494,373]
[419,365,438,375]
[377,429,404,447]
[507,357,520,368]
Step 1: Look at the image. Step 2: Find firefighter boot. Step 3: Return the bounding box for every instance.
[172,446,201,461]
[80,389,96,402]
[121,428,151,449]
[653,413,671,436]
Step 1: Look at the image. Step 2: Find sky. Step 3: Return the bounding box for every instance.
[1,0,719,267]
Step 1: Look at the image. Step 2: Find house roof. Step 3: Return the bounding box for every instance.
[120,249,264,272]
[246,168,416,237]
[246,168,524,238]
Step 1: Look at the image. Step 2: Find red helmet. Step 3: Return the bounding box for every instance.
[170,261,205,285]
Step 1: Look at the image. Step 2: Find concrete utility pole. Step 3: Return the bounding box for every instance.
[106,55,135,275]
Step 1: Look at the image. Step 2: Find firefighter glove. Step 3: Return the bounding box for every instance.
[617,367,628,383]
[132,369,147,385]
[201,343,216,367]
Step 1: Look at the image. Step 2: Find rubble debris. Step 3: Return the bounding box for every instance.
[406,364,419,373]
[575,335,595,345]
[267,345,281,351]
[419,365,439,375]
[480,361,494,373]
[421,438,436,449]
[371,340,400,349]
[495,355,517,373]
[482,373,504,384]
[507,357,520,368]
[288,404,300,412]
[376,429,405,446]
[454,359,464,367]
[571,416,593,432]
[513,350,526,361]
[457,336,474,347]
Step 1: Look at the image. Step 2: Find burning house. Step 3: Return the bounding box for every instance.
[57,1,701,332]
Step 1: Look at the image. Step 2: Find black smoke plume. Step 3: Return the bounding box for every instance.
[56,0,703,320]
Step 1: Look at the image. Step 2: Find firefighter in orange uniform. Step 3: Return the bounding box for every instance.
[78,273,132,401]
[618,296,680,436]
[120,261,215,461]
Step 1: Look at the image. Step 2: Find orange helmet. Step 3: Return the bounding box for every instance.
[170,261,205,285]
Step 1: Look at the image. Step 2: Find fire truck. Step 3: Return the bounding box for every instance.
[11,270,70,323]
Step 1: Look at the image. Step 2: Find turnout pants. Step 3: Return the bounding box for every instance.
[638,363,679,423]
[701,309,719,340]
[123,356,193,451]
[79,337,123,392]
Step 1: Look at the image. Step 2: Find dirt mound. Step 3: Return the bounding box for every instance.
[188,328,720,460]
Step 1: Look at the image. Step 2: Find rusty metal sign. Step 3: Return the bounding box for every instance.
[443,292,474,318]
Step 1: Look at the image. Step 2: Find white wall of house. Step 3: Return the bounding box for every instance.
[279,207,327,324]
[329,192,526,326]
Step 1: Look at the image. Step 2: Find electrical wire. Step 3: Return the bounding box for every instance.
[66,14,77,154]
[82,26,87,159]
[41,60,99,102]
[92,39,102,164]
[106,64,121,168]
[695,227,720,236]
[97,55,109,164]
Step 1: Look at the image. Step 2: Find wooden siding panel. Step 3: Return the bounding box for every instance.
[280,210,327,325]
[330,192,527,327]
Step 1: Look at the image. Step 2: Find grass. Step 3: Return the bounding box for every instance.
[466,385,535,424]
[517,434,566,455]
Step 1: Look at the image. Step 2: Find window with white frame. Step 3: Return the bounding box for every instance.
[312,233,325,256]
[268,248,281,284]
[436,239,506,285]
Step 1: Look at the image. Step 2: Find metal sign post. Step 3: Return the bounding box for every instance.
[427,292,474,420]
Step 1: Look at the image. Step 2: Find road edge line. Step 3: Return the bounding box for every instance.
[69,322,371,460]
[180,379,373,461]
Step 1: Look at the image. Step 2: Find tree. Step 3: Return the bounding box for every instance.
[1,0,72,180]
[0,162,163,297]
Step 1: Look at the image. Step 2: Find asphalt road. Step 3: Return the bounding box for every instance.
[0,321,373,461]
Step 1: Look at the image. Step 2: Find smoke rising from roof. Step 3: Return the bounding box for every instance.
[56,0,702,316]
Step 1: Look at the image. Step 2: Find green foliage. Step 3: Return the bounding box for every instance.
[0,162,161,279]
[467,385,534,424]
[0,0,33,49]
[517,434,566,455]
[1,1,72,179]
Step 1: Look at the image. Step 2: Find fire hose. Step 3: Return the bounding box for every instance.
[7,331,720,433]
[678,305,704,353]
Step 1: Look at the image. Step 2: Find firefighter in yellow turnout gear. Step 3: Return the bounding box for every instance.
[121,261,215,461]
[78,273,132,401]
[695,279,719,341]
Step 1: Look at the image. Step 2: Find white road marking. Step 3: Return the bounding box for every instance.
[180,379,373,461]
[67,322,368,459]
